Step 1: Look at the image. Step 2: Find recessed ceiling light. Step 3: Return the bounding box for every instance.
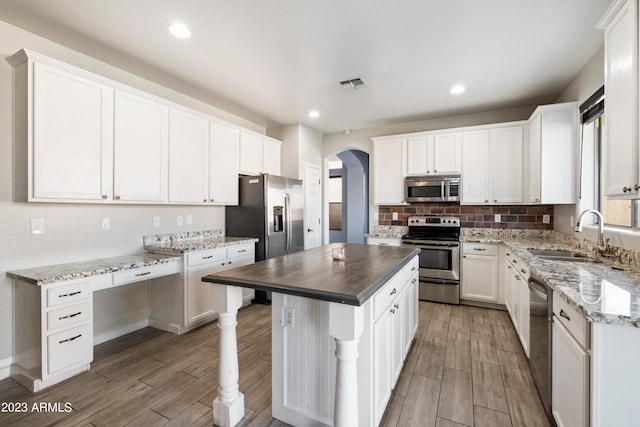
[169,23,191,39]
[450,84,465,94]
[308,110,320,118]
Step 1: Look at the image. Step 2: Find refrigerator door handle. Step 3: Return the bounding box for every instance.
[285,193,291,251]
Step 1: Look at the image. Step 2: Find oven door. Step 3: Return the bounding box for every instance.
[402,240,460,281]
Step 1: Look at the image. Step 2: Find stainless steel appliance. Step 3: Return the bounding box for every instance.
[401,216,460,304]
[528,273,554,421]
[225,174,304,303]
[404,174,460,203]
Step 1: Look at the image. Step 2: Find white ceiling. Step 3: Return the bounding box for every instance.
[0,0,613,133]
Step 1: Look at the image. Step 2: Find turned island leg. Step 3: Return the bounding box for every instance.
[211,285,245,427]
[329,302,364,427]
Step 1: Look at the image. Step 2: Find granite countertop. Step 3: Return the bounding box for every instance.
[461,230,640,328]
[144,236,258,254]
[202,243,420,306]
[6,253,181,286]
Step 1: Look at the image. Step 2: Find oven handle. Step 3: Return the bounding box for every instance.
[402,241,459,248]
[403,243,459,250]
[419,277,459,285]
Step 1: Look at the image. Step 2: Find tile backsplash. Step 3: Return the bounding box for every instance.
[378,203,554,230]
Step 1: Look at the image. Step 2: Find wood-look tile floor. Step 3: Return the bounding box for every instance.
[0,302,549,427]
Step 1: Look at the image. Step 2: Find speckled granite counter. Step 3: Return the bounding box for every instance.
[6,253,181,286]
[143,229,258,254]
[461,229,640,328]
[364,225,407,239]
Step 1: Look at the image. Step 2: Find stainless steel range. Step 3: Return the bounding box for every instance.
[401,216,460,305]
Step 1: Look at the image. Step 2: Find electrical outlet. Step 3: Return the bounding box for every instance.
[153,216,161,227]
[186,214,192,225]
[392,212,398,220]
[543,214,550,224]
[177,215,184,226]
[495,214,501,223]
[101,217,110,230]
[283,306,295,328]
[30,218,45,234]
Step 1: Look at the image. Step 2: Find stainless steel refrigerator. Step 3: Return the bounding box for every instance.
[225,174,304,303]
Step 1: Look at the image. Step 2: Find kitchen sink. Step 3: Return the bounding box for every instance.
[528,249,602,263]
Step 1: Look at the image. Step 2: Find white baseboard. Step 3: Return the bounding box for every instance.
[0,355,12,380]
[93,319,150,345]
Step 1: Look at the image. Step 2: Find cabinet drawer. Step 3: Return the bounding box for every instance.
[226,255,254,269]
[226,244,254,259]
[46,282,91,308]
[463,242,498,256]
[47,302,90,331]
[554,295,589,349]
[112,261,180,287]
[367,237,402,247]
[47,323,92,376]
[186,248,226,268]
[373,258,417,320]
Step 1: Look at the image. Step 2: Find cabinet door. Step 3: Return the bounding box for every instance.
[432,133,461,174]
[512,274,522,333]
[603,0,638,198]
[518,276,530,357]
[461,254,498,302]
[209,123,240,205]
[239,132,263,175]
[262,138,281,176]
[113,91,168,202]
[168,109,209,203]
[32,62,113,201]
[373,138,406,204]
[391,291,405,383]
[491,126,523,204]
[461,130,491,204]
[504,262,516,324]
[186,264,225,325]
[529,113,542,203]
[403,280,415,355]
[552,319,589,427]
[373,310,392,425]
[406,135,431,175]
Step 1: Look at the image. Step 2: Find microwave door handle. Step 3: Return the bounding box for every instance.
[441,181,445,197]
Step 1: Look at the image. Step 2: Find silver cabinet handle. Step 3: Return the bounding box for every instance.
[238,249,247,253]
[59,311,82,320]
[59,291,81,298]
[59,334,82,344]
[115,195,121,200]
[520,269,527,275]
[134,271,151,277]
[390,288,397,296]
[378,242,389,246]
[202,255,213,260]
[101,194,108,199]
[559,309,571,322]
[473,248,487,251]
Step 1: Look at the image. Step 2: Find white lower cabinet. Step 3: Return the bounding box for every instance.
[503,250,529,357]
[150,242,255,332]
[13,277,94,392]
[372,307,392,424]
[461,243,499,302]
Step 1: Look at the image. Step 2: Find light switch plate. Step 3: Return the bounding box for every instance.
[392,212,398,220]
[153,216,161,227]
[495,214,501,223]
[186,214,192,225]
[101,218,110,230]
[177,215,184,226]
[543,214,550,224]
[30,218,45,234]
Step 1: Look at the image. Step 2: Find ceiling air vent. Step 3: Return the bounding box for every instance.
[339,77,367,90]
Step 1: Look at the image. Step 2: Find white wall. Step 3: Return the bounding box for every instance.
[269,123,323,179]
[0,20,262,368]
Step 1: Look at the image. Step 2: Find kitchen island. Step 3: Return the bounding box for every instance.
[202,243,419,427]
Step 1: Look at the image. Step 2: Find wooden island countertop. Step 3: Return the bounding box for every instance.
[201,242,419,306]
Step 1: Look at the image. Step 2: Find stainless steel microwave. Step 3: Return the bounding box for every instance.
[404,175,460,202]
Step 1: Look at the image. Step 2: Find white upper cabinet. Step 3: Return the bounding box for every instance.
[461,130,491,204]
[168,109,210,204]
[239,132,281,176]
[491,126,523,204]
[209,122,240,205]
[113,90,169,203]
[8,49,282,205]
[17,58,114,202]
[598,0,639,198]
[461,124,524,205]
[528,102,578,204]
[406,133,461,175]
[372,137,406,205]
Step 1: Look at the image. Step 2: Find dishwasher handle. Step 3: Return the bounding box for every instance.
[528,277,548,301]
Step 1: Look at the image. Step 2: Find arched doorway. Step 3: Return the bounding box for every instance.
[327,149,369,243]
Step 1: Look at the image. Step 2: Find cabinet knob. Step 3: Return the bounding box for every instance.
[494,199,497,202]
[635,184,640,191]
[623,186,629,193]
[485,200,489,203]
[203,199,207,203]
[434,169,437,173]
[101,194,108,199]
[210,199,214,202]
[114,195,121,200]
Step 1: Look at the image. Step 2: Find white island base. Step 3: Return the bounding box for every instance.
[208,253,419,427]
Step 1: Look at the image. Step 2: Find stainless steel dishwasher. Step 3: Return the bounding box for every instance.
[528,275,554,422]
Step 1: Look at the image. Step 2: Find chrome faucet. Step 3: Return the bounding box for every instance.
[575,209,608,255]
